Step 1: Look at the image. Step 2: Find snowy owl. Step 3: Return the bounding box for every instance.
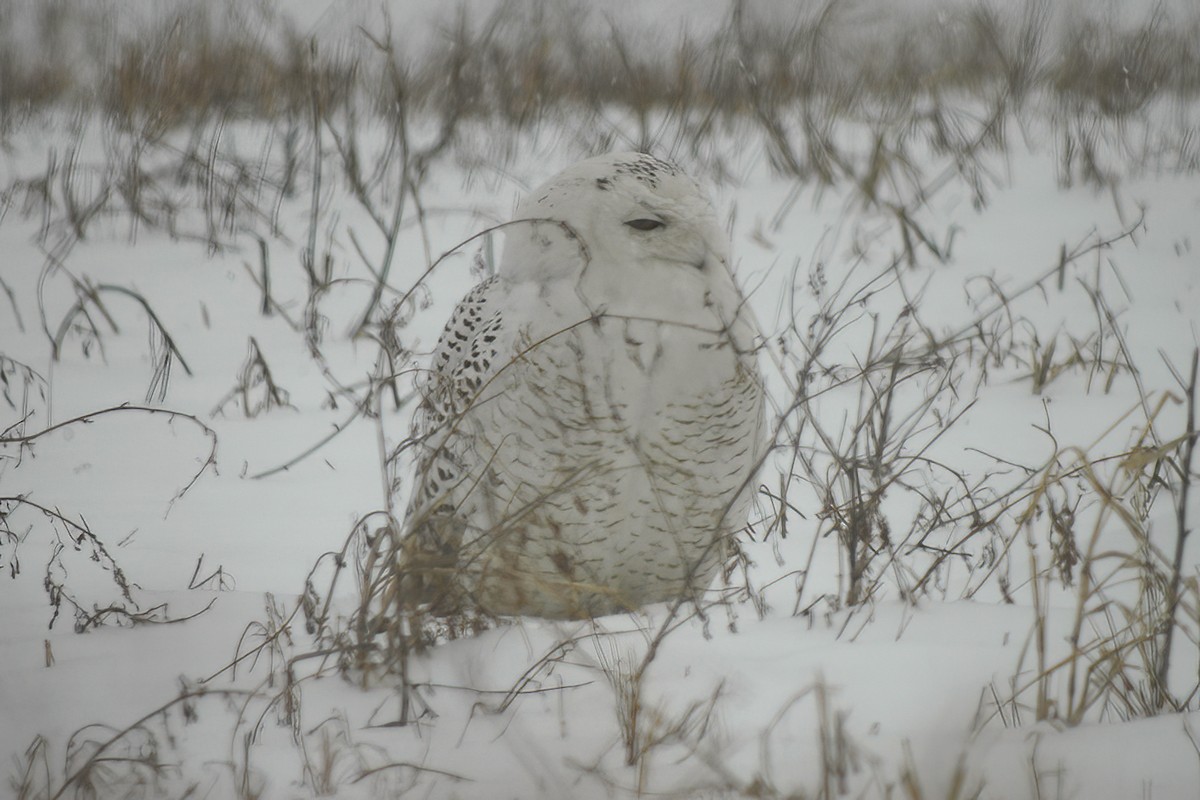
[400,152,765,620]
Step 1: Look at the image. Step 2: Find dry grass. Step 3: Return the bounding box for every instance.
[2,0,1200,138]
[992,350,1200,726]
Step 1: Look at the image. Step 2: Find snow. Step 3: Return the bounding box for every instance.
[3,2,1200,798]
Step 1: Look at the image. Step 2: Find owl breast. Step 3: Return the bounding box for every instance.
[451,312,763,618]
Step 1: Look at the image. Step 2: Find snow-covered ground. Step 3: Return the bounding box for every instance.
[2,2,1200,799]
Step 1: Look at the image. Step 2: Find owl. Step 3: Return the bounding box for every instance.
[400,152,765,620]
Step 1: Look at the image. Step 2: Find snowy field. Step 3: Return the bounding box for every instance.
[2,1,1200,798]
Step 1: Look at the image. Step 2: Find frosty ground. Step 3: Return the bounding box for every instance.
[2,1,1200,798]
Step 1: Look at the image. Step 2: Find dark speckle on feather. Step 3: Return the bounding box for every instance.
[611,154,680,190]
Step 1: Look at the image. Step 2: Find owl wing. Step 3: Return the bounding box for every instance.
[399,275,515,618]
[405,275,506,524]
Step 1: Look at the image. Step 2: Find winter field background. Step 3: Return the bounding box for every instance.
[2,0,1199,797]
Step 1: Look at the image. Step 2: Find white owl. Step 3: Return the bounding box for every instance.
[401,152,765,620]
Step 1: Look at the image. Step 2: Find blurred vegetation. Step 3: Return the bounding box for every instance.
[2,0,1199,137]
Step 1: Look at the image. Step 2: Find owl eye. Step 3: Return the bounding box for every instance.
[624,218,665,232]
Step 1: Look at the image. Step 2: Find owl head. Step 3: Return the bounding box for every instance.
[500,153,746,333]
